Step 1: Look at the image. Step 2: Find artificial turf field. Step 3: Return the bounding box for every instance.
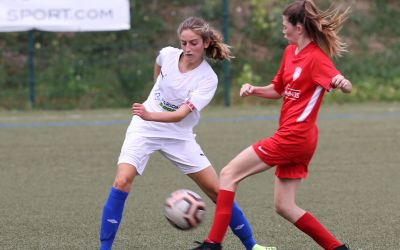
[0,103,399,250]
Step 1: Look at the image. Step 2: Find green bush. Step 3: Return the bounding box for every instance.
[0,0,399,110]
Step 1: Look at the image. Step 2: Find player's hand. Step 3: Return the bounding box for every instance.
[240,83,255,97]
[331,74,352,93]
[132,103,151,120]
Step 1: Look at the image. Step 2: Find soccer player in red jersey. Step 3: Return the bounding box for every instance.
[193,1,352,250]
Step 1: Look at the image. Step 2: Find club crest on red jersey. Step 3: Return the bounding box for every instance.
[284,66,302,100]
[292,66,302,81]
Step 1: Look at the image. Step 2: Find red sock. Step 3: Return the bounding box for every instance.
[294,212,342,250]
[206,189,235,244]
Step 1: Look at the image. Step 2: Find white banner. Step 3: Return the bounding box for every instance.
[0,0,130,32]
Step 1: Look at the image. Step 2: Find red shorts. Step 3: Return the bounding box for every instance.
[252,136,316,179]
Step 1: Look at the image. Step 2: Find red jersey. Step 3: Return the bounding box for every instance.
[270,42,340,164]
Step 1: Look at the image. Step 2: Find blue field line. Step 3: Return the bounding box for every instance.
[205,115,278,123]
[0,119,129,128]
[0,111,400,128]
[204,111,400,123]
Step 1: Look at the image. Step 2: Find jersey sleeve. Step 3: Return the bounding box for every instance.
[156,46,177,66]
[185,75,218,112]
[311,51,340,91]
[271,47,289,95]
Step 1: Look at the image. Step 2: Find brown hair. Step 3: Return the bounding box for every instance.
[177,17,233,61]
[283,0,350,57]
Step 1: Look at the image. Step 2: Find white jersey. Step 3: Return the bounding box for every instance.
[126,46,218,140]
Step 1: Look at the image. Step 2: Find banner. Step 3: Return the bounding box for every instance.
[0,0,130,32]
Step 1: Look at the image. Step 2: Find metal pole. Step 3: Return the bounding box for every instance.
[28,30,35,108]
[222,0,230,107]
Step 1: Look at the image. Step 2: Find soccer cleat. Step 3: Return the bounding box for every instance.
[191,241,222,250]
[334,244,351,250]
[252,244,277,250]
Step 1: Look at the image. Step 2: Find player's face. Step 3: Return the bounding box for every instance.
[282,15,300,45]
[179,29,209,65]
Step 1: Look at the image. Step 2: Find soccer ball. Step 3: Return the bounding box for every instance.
[164,189,206,230]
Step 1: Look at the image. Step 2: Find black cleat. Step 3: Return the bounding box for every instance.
[191,241,222,250]
[334,244,351,250]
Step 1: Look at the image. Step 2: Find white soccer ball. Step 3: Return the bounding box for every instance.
[164,189,206,230]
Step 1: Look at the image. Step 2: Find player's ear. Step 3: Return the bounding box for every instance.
[296,23,304,35]
[203,38,210,49]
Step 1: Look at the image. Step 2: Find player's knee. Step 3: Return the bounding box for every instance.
[274,201,294,219]
[274,202,285,216]
[113,175,133,191]
[219,165,238,187]
[220,167,231,182]
[274,201,297,219]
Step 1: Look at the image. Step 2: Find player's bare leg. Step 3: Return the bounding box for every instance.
[273,177,304,222]
[219,146,273,191]
[113,163,137,192]
[274,177,349,249]
[188,166,219,201]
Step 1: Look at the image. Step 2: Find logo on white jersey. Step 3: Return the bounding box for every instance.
[292,66,302,81]
[154,92,161,101]
[159,99,180,112]
[160,70,167,79]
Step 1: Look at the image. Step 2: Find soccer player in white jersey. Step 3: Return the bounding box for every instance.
[99,17,268,250]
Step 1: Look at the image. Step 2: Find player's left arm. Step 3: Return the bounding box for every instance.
[132,103,191,122]
[331,74,352,93]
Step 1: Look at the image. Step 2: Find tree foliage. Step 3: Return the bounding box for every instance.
[0,0,399,109]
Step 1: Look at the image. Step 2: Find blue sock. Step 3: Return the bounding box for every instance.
[229,201,256,250]
[99,187,129,250]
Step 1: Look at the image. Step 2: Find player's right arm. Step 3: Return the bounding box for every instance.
[240,83,282,99]
[154,63,161,82]
[132,102,191,123]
